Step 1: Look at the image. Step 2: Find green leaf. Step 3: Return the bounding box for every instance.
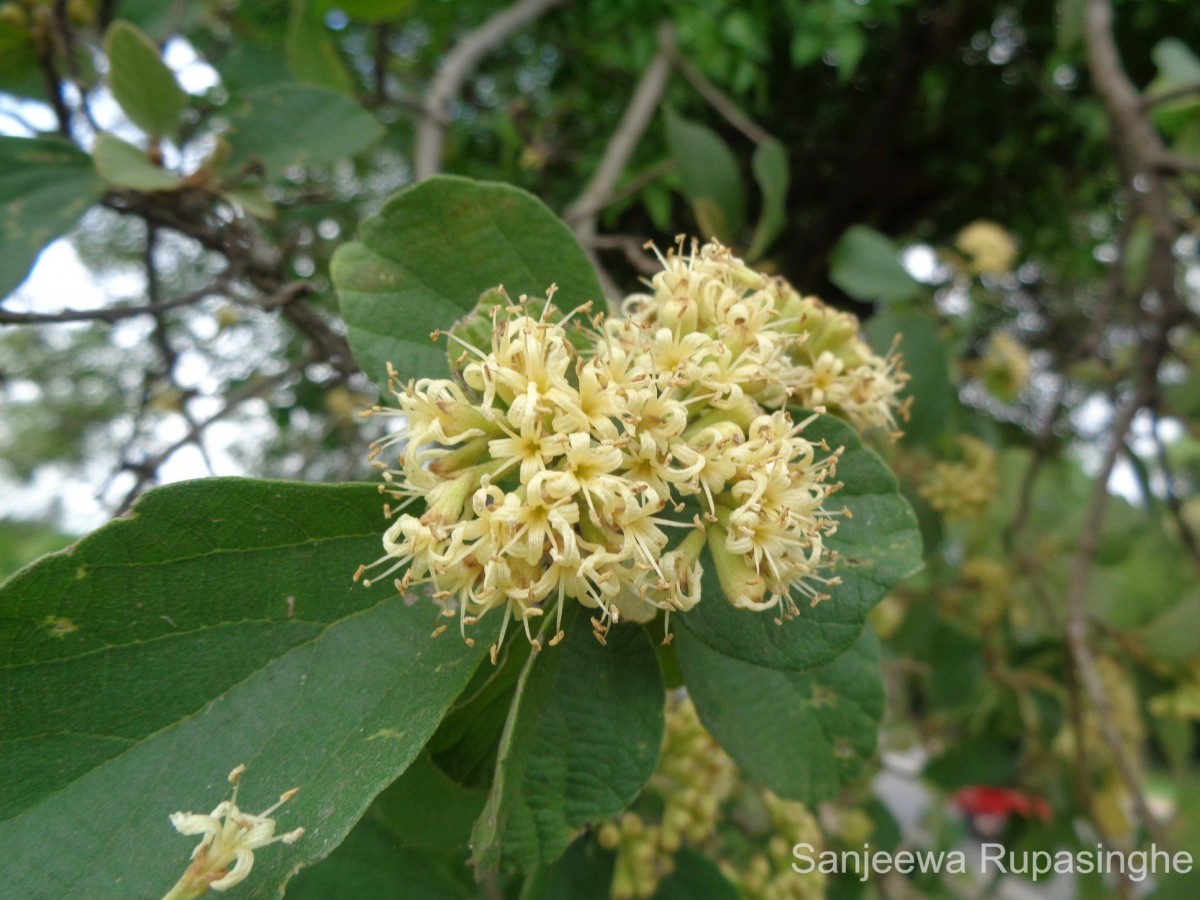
[791,32,824,67]
[1149,39,1200,94]
[677,628,883,803]
[642,181,673,232]
[1147,776,1200,898]
[0,478,490,899]
[0,19,43,100]
[1056,0,1085,51]
[832,26,866,81]
[519,836,614,900]
[829,225,920,304]
[865,310,954,444]
[655,847,740,899]
[286,814,473,899]
[428,630,533,789]
[677,413,921,671]
[372,753,487,853]
[215,39,295,91]
[333,175,607,387]
[0,519,72,583]
[103,20,187,137]
[222,185,277,220]
[664,108,746,241]
[0,136,103,301]
[1090,531,1194,629]
[226,83,384,178]
[287,0,355,94]
[110,0,209,40]
[317,0,417,21]
[1137,590,1200,664]
[924,736,1018,791]
[746,137,789,260]
[1146,39,1200,135]
[92,133,179,191]
[470,610,664,873]
[902,612,984,712]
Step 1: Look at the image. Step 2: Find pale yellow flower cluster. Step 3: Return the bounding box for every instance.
[954,219,1019,275]
[981,331,1032,400]
[918,434,999,520]
[958,556,1015,627]
[359,239,904,655]
[163,765,303,899]
[624,241,909,434]
[726,790,826,900]
[775,290,910,433]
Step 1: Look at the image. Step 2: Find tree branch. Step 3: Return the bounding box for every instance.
[0,281,226,326]
[1141,82,1200,109]
[667,49,771,145]
[586,234,660,275]
[1153,151,1200,175]
[1084,0,1175,246]
[51,0,100,133]
[36,34,73,138]
[1063,384,1171,851]
[102,190,357,375]
[371,23,392,107]
[413,0,568,181]
[1151,408,1200,571]
[113,364,304,515]
[1065,0,1184,850]
[564,23,675,235]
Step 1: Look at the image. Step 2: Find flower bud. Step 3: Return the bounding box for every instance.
[707,522,767,610]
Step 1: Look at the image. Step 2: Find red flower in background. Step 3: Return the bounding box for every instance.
[952,785,1052,822]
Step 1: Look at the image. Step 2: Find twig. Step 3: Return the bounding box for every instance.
[144,225,178,372]
[1008,372,1069,539]
[413,0,568,181]
[564,23,675,233]
[371,23,392,107]
[1062,386,1171,852]
[667,49,771,145]
[0,104,50,135]
[562,23,674,301]
[595,158,676,212]
[35,33,74,138]
[1084,0,1175,246]
[1153,151,1200,175]
[143,225,217,476]
[113,365,303,514]
[1141,82,1200,109]
[102,190,357,375]
[1151,408,1200,570]
[586,234,660,276]
[51,0,100,133]
[0,282,226,325]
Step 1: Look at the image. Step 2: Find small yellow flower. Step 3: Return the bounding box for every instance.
[918,434,999,520]
[163,765,303,899]
[774,288,909,434]
[981,331,1031,400]
[954,219,1019,275]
